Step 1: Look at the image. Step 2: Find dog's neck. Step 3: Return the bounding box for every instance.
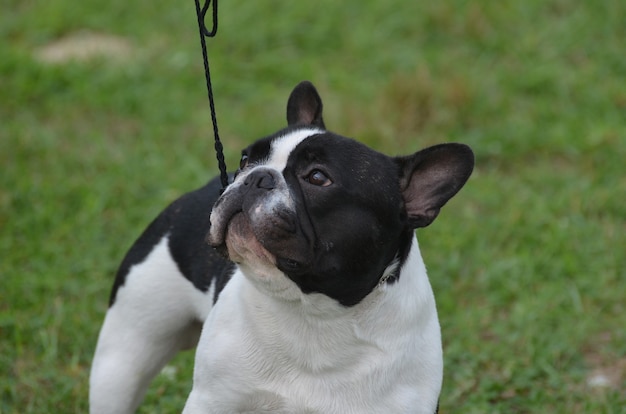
[234,236,434,369]
[197,235,443,412]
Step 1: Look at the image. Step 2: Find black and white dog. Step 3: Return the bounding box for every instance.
[89,81,474,414]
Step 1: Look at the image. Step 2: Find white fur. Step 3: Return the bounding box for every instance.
[90,236,214,414]
[266,127,323,171]
[183,237,442,414]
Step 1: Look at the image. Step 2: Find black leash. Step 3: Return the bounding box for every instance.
[194,0,229,191]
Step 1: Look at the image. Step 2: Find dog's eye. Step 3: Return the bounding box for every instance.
[306,169,332,187]
[239,154,249,170]
[233,154,249,179]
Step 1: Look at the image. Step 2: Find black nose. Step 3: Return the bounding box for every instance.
[243,169,276,190]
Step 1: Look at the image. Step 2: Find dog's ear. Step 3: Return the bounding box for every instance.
[396,143,474,228]
[286,81,326,128]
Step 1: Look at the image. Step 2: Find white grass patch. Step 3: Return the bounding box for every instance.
[159,365,178,381]
[586,362,625,390]
[34,31,133,64]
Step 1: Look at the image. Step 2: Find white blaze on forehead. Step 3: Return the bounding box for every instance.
[266,128,323,172]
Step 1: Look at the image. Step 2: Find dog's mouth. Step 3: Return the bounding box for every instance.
[206,187,244,251]
[222,212,276,265]
[209,207,311,276]
[207,206,266,261]
[207,185,312,273]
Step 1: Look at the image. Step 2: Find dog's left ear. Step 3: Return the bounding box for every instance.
[396,143,474,228]
[286,81,326,128]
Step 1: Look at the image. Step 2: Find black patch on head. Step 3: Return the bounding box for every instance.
[241,136,272,167]
[269,132,411,306]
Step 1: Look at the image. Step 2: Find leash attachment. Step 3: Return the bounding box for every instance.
[194,0,229,191]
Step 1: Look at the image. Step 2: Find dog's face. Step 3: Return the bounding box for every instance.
[208,81,474,307]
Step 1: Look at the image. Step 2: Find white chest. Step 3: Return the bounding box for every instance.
[184,240,442,414]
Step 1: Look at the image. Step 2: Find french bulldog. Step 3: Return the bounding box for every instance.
[89,81,474,414]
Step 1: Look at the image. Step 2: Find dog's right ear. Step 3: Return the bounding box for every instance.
[396,143,474,228]
[286,81,326,129]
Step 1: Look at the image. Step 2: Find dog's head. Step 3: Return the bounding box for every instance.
[208,81,473,306]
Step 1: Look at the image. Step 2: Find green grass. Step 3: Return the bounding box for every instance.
[2,0,625,412]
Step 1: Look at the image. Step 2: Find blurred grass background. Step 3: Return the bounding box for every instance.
[1,0,624,412]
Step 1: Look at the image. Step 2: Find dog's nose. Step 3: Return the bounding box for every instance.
[244,170,276,190]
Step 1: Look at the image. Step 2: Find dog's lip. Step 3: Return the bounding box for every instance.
[224,212,276,264]
[207,208,242,248]
[207,183,247,248]
[209,209,308,270]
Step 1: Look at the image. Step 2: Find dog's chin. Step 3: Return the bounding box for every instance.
[225,213,276,266]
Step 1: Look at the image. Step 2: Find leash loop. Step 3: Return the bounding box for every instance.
[199,0,218,37]
[194,0,229,191]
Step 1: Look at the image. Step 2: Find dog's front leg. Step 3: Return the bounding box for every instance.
[90,308,165,413]
[89,236,210,414]
[89,295,202,414]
